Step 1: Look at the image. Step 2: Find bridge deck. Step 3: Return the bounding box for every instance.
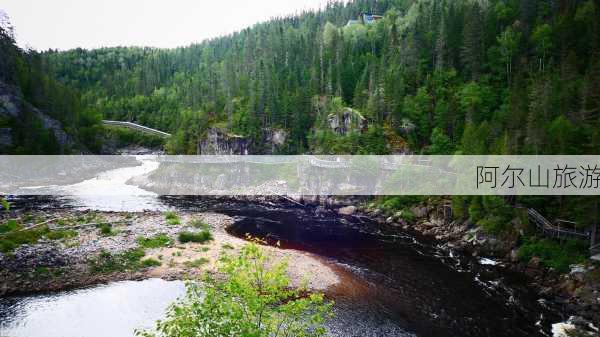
[102,120,171,138]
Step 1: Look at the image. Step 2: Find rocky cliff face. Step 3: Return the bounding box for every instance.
[262,128,287,154]
[0,81,83,154]
[197,128,250,155]
[197,127,287,155]
[327,108,368,135]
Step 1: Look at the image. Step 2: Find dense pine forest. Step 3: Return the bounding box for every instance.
[1,0,599,224]
[43,0,600,156]
[0,12,99,153]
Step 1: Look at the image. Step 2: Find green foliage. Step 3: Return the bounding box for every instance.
[0,222,78,253]
[178,230,213,244]
[396,208,416,222]
[2,0,595,229]
[517,237,587,273]
[183,258,209,268]
[468,197,485,223]
[0,219,19,233]
[102,125,165,149]
[137,233,172,249]
[88,248,146,274]
[98,223,116,236]
[0,14,101,154]
[187,219,209,230]
[428,127,454,154]
[136,243,332,337]
[164,212,181,225]
[451,196,467,220]
[35,0,598,164]
[46,229,78,240]
[1,198,10,212]
[141,258,162,268]
[462,195,514,234]
[376,196,423,214]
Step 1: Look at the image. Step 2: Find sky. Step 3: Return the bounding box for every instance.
[0,0,331,51]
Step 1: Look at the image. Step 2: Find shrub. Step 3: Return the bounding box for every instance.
[517,237,587,273]
[1,198,10,212]
[98,223,116,236]
[478,216,507,234]
[141,258,162,268]
[184,258,209,268]
[0,225,50,253]
[89,248,146,273]
[0,219,20,233]
[188,219,209,230]
[178,230,213,244]
[46,229,78,240]
[137,233,172,249]
[377,196,423,214]
[451,196,467,220]
[468,197,484,223]
[0,240,16,253]
[164,212,181,225]
[397,208,416,222]
[136,243,333,337]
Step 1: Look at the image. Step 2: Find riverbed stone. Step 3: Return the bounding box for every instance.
[338,205,357,216]
[410,206,428,218]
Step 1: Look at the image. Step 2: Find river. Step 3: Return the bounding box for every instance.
[0,158,564,337]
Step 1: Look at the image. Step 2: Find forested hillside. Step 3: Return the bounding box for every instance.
[0,12,100,153]
[43,0,599,224]
[45,0,600,156]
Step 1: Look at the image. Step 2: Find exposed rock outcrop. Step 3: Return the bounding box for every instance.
[197,127,287,155]
[0,81,84,153]
[327,108,367,135]
[197,128,249,155]
[262,128,288,154]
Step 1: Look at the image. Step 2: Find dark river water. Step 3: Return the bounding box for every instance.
[1,193,565,337]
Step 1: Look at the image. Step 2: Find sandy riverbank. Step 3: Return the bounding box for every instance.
[0,210,339,296]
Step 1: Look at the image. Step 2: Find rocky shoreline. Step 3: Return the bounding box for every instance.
[2,197,598,335]
[351,199,600,335]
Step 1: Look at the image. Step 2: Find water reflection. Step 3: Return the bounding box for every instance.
[0,279,185,337]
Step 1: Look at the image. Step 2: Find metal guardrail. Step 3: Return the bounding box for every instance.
[102,120,171,138]
[527,208,590,240]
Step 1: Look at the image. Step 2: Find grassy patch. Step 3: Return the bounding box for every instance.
[165,211,181,226]
[184,258,209,268]
[98,223,117,236]
[188,219,209,230]
[141,258,162,268]
[88,248,146,274]
[46,229,78,240]
[31,266,63,279]
[517,237,588,273]
[178,230,213,244]
[222,243,234,250]
[0,219,20,233]
[137,233,172,249]
[0,224,78,253]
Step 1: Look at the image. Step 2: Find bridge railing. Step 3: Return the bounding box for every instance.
[527,208,590,241]
[102,120,171,138]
